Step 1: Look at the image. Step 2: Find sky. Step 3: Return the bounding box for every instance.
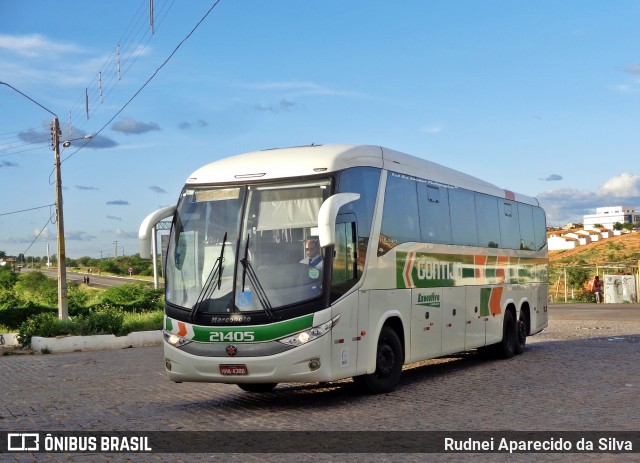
[1,0,640,259]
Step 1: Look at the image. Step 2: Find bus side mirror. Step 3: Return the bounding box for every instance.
[138,205,176,259]
[317,193,360,248]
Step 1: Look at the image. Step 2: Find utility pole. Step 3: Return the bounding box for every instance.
[53,117,68,320]
[0,81,68,320]
[113,241,118,259]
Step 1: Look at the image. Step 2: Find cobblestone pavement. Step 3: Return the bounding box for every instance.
[1,307,639,462]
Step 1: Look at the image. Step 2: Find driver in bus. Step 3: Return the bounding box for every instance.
[300,239,323,268]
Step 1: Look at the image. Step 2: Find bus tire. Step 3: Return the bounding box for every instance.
[515,312,528,355]
[496,310,517,359]
[237,383,277,393]
[353,326,403,394]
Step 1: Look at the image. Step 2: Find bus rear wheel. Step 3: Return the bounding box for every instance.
[237,383,277,393]
[496,310,517,359]
[515,313,528,355]
[353,326,403,394]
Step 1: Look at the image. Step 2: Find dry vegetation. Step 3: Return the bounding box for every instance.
[549,232,640,267]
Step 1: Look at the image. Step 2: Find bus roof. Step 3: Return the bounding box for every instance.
[186,144,540,206]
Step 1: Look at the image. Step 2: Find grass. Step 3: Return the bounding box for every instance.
[121,310,164,334]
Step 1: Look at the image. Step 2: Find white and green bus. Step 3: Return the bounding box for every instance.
[139,144,548,394]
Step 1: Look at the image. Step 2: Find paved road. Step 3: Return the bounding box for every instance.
[550,303,640,321]
[1,306,639,462]
[20,267,155,288]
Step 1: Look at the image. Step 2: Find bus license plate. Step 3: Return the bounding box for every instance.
[220,364,248,376]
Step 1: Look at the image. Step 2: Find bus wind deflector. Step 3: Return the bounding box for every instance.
[317,193,360,248]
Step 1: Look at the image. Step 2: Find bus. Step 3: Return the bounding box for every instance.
[139,144,548,394]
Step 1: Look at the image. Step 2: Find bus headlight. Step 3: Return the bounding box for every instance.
[278,314,341,347]
[164,330,192,347]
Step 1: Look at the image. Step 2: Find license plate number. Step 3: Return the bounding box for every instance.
[220,364,248,376]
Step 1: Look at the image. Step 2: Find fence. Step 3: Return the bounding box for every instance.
[548,262,640,304]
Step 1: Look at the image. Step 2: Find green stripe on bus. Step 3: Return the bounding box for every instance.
[480,288,492,317]
[170,314,314,343]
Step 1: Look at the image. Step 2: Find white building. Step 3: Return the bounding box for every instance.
[547,235,579,251]
[583,206,640,230]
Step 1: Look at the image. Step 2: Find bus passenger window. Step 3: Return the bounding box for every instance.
[419,184,452,244]
[379,173,420,254]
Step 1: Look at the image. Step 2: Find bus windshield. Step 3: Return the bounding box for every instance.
[166,180,331,316]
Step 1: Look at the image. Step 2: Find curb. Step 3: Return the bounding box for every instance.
[30,330,162,353]
[0,333,19,347]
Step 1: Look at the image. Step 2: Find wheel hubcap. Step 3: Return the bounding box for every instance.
[377,343,396,377]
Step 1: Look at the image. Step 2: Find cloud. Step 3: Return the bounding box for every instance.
[76,185,99,191]
[149,186,167,194]
[106,200,129,206]
[114,228,137,239]
[624,63,640,75]
[0,160,18,168]
[17,128,117,149]
[106,215,122,221]
[239,81,366,98]
[538,172,640,226]
[252,99,297,113]
[420,125,443,134]
[597,172,640,197]
[0,33,84,59]
[17,128,49,144]
[178,119,209,130]
[78,134,118,149]
[540,174,563,181]
[111,117,161,135]
[34,228,51,239]
[65,231,96,241]
[537,188,598,226]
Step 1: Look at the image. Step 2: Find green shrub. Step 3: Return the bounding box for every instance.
[0,267,19,290]
[18,313,73,347]
[573,290,596,303]
[98,283,163,312]
[0,302,56,330]
[74,306,124,336]
[14,271,58,306]
[16,308,162,347]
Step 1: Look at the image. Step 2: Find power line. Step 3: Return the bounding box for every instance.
[68,0,178,134]
[62,0,223,164]
[22,210,56,255]
[0,203,56,217]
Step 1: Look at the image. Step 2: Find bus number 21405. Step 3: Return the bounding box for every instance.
[209,331,255,342]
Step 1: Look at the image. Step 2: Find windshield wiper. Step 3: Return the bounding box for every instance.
[239,234,275,320]
[190,232,227,322]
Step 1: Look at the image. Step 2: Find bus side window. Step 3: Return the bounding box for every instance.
[379,173,420,254]
[517,204,536,251]
[499,201,520,249]
[419,184,452,244]
[331,219,358,302]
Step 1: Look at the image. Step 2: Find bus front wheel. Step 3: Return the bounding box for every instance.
[353,326,403,394]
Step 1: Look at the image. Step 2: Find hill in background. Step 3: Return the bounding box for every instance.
[549,232,640,268]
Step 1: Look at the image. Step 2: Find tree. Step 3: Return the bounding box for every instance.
[613,222,623,231]
[566,266,591,290]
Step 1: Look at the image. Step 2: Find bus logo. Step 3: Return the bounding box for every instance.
[417,292,441,308]
[226,344,238,356]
